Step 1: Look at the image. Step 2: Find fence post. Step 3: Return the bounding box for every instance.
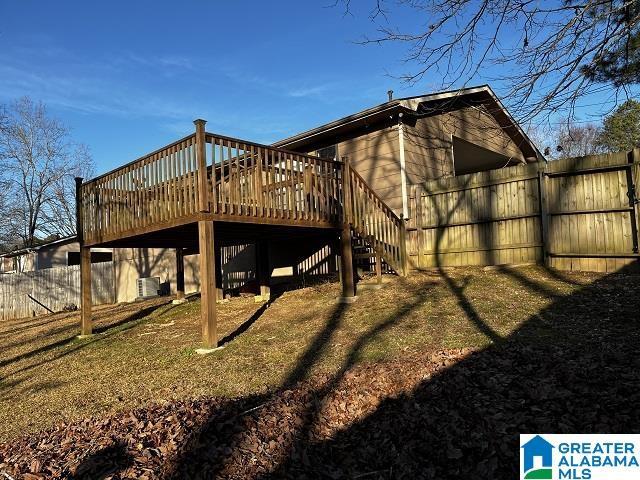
[194,119,209,213]
[413,184,424,270]
[537,165,550,267]
[627,148,640,254]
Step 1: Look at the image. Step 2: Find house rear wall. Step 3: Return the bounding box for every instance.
[403,106,526,185]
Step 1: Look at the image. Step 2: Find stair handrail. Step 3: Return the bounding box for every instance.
[343,156,408,275]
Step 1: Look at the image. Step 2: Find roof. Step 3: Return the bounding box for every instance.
[273,85,543,161]
[0,235,77,258]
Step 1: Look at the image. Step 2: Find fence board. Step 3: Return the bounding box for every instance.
[0,262,114,321]
[409,151,640,273]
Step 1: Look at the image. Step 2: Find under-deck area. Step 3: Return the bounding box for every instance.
[75,120,406,348]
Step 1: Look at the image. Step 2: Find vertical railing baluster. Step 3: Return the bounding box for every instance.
[210,138,217,215]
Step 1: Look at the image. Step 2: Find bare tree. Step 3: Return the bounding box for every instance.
[41,144,94,238]
[0,98,94,247]
[339,0,640,122]
[553,121,605,158]
[528,120,605,159]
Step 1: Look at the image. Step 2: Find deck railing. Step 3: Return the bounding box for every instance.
[78,122,407,275]
[78,128,344,245]
[204,133,342,226]
[79,134,199,245]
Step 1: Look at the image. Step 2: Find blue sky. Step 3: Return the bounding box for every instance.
[0,1,634,175]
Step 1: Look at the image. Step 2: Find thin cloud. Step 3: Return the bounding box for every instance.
[118,52,195,71]
[287,84,332,98]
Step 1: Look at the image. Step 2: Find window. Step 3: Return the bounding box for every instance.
[317,145,337,160]
[67,251,113,266]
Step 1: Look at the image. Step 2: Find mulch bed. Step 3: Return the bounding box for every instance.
[2,330,639,480]
[1,349,470,480]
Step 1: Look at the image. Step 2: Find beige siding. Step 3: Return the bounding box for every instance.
[338,125,404,214]
[112,241,335,303]
[0,253,36,273]
[114,248,182,303]
[441,106,525,161]
[403,106,527,185]
[404,115,454,184]
[37,242,78,269]
[327,106,528,217]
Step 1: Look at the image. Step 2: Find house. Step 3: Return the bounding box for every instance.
[0,236,112,274]
[70,85,540,348]
[273,84,541,218]
[111,85,540,302]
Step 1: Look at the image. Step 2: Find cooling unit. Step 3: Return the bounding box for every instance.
[136,277,161,299]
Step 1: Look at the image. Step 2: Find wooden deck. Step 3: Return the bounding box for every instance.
[76,120,407,348]
[78,123,344,246]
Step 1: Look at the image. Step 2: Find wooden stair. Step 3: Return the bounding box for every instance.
[343,159,407,276]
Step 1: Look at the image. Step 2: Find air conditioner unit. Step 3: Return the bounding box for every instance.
[137,277,161,299]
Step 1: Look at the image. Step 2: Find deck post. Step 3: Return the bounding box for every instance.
[194,119,209,213]
[256,240,271,301]
[198,220,218,348]
[339,224,356,299]
[339,156,356,300]
[80,246,92,336]
[75,176,92,336]
[175,248,185,301]
[400,214,409,277]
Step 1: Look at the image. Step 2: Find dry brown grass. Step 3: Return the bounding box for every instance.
[0,266,601,441]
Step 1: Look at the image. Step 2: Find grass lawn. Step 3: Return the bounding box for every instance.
[0,265,602,442]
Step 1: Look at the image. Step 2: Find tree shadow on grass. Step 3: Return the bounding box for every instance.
[0,300,174,378]
[7,264,637,479]
[218,291,282,347]
[267,263,640,479]
[165,275,446,479]
[159,261,639,479]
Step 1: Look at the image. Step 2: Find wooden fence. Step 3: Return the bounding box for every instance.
[407,149,640,273]
[0,262,115,321]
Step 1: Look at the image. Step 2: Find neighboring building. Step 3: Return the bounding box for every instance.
[0,236,112,274]
[274,85,542,218]
[0,237,334,304]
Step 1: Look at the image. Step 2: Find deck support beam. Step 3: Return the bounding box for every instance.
[175,248,185,301]
[80,246,92,336]
[256,240,270,301]
[198,220,218,348]
[76,176,92,337]
[339,225,356,299]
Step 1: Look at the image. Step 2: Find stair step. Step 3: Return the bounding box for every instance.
[354,252,377,259]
